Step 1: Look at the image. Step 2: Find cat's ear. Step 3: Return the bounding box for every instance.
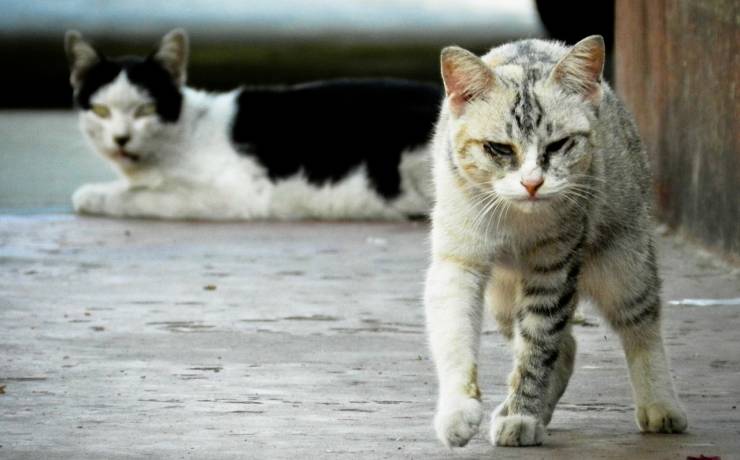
[65,30,100,90]
[153,28,189,86]
[440,46,495,116]
[548,35,605,104]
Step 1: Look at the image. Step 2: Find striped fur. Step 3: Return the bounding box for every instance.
[425,36,687,449]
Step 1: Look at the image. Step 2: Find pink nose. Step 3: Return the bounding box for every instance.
[521,178,544,197]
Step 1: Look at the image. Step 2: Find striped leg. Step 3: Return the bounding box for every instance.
[542,328,576,426]
[584,241,687,433]
[487,265,576,428]
[591,242,688,433]
[490,239,582,447]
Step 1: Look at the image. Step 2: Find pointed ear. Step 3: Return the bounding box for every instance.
[153,28,189,86]
[548,35,605,104]
[440,46,495,116]
[65,30,100,90]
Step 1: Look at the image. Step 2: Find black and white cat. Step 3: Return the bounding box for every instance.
[65,29,441,220]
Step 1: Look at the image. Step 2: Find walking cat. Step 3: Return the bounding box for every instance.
[65,29,440,220]
[425,36,687,448]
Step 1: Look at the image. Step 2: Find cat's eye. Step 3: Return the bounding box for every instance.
[90,104,110,119]
[483,142,515,157]
[134,103,157,118]
[545,137,572,155]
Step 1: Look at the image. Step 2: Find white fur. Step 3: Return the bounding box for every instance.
[434,394,483,448]
[74,76,432,220]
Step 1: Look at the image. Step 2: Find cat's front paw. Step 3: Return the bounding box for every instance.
[490,412,544,447]
[636,401,688,433]
[72,183,122,216]
[434,396,482,448]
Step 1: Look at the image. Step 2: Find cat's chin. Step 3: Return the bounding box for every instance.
[509,197,553,214]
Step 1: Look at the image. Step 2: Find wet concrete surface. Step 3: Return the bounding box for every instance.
[0,215,739,459]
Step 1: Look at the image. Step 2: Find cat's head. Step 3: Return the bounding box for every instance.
[65,29,189,171]
[439,36,605,214]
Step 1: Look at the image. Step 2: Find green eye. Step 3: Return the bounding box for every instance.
[483,142,515,157]
[91,104,110,118]
[135,103,156,118]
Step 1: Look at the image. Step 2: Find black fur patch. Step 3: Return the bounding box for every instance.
[231,79,442,200]
[74,56,182,123]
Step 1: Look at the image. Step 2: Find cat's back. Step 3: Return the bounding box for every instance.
[232,78,441,147]
[595,88,652,197]
[230,79,442,198]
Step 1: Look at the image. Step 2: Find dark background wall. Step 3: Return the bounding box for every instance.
[0,36,503,109]
[0,1,543,109]
[615,0,739,264]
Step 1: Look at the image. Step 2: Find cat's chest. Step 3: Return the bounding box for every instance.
[490,245,518,270]
[488,236,558,270]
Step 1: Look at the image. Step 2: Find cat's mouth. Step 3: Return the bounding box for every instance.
[512,195,552,202]
[111,149,141,163]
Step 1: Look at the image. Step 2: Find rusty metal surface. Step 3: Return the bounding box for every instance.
[615,0,739,262]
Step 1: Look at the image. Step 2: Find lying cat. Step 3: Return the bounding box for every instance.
[425,36,687,448]
[65,29,440,220]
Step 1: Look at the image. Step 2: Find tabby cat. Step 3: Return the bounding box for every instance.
[424,36,687,448]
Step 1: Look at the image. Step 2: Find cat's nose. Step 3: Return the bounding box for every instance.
[114,135,131,147]
[521,178,544,197]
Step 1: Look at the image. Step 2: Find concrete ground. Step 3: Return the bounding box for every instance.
[1,111,739,458]
[1,215,739,459]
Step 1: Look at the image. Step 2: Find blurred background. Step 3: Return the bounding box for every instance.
[1,0,550,109]
[0,0,537,212]
[0,0,618,207]
[0,0,736,262]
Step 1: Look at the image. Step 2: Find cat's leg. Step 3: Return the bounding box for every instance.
[541,327,576,426]
[486,265,574,426]
[425,256,488,448]
[486,264,577,422]
[73,181,188,218]
[489,241,583,447]
[487,265,518,342]
[73,182,242,219]
[73,181,130,216]
[583,241,687,434]
[489,330,576,429]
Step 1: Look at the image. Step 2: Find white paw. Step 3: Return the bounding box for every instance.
[434,396,483,448]
[490,412,544,447]
[636,401,688,433]
[72,183,121,215]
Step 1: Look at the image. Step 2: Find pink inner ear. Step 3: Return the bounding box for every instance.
[582,56,603,84]
[442,62,465,115]
[442,59,492,116]
[551,38,605,102]
[441,60,463,97]
[447,93,467,116]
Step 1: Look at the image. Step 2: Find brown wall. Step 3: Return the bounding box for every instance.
[615,0,739,263]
